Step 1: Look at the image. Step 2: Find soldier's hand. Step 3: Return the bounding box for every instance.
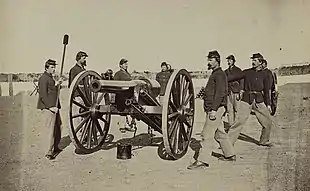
[239,90,244,100]
[208,110,217,120]
[49,107,59,113]
[267,105,272,114]
[236,93,240,101]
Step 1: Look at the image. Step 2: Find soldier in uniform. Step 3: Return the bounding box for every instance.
[226,53,274,156]
[261,59,278,115]
[37,59,63,160]
[156,62,172,104]
[68,51,88,87]
[102,69,114,80]
[114,58,135,132]
[224,55,243,128]
[187,51,236,169]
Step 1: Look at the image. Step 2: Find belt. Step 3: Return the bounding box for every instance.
[246,91,263,94]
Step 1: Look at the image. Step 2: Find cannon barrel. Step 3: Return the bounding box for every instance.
[89,79,147,93]
[90,79,102,93]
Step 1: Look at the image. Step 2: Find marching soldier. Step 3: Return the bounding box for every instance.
[156,62,172,104]
[37,59,63,160]
[187,50,235,169]
[227,53,274,154]
[224,55,243,128]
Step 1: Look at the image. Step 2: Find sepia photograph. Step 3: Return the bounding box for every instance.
[1,0,310,190]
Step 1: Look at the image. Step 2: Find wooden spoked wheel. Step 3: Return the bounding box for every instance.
[162,69,195,160]
[68,70,111,153]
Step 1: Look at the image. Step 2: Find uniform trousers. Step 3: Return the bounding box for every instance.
[227,93,240,127]
[41,109,62,155]
[197,107,235,163]
[228,100,272,146]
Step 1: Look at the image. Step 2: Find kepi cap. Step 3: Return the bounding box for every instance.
[45,59,57,65]
[226,55,235,61]
[119,58,128,65]
[161,62,168,67]
[207,50,220,59]
[76,51,88,61]
[250,53,264,59]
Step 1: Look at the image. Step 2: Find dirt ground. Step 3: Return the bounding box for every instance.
[1,83,310,191]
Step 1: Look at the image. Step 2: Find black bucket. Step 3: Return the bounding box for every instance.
[117,142,132,160]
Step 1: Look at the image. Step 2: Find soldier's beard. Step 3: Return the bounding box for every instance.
[207,64,212,70]
[82,60,87,67]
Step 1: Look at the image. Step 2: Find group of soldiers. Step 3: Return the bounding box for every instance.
[187,50,277,169]
[36,49,277,165]
[36,51,174,159]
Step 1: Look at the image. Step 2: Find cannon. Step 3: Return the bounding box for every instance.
[68,69,195,160]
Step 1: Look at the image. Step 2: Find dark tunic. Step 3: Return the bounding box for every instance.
[156,70,172,96]
[203,67,228,112]
[114,69,131,81]
[225,65,243,95]
[239,68,271,106]
[68,64,85,88]
[37,72,61,109]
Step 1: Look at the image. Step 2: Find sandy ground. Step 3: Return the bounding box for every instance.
[1,83,310,191]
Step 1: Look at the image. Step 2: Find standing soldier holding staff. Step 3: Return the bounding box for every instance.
[37,59,63,160]
[187,50,236,170]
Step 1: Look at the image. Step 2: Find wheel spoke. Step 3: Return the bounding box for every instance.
[92,120,98,146]
[76,86,91,107]
[184,117,192,127]
[98,117,108,124]
[87,119,93,149]
[73,100,88,110]
[72,110,91,119]
[182,81,189,105]
[185,108,194,116]
[169,99,178,112]
[171,121,180,153]
[168,112,179,119]
[96,93,105,104]
[94,118,104,136]
[179,76,184,106]
[179,122,189,141]
[83,76,92,104]
[183,94,193,107]
[80,118,91,143]
[168,116,179,138]
[93,92,98,104]
[75,115,91,133]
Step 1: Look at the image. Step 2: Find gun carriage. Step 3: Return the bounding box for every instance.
[68,69,195,160]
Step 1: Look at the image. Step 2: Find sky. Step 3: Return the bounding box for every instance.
[1,0,310,74]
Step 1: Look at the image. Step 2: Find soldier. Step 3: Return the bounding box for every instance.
[114,58,131,81]
[187,50,236,170]
[224,55,243,128]
[156,62,172,104]
[102,69,114,80]
[68,51,88,87]
[114,58,135,132]
[227,53,274,153]
[37,59,63,160]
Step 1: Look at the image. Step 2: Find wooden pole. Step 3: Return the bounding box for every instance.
[8,74,13,96]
